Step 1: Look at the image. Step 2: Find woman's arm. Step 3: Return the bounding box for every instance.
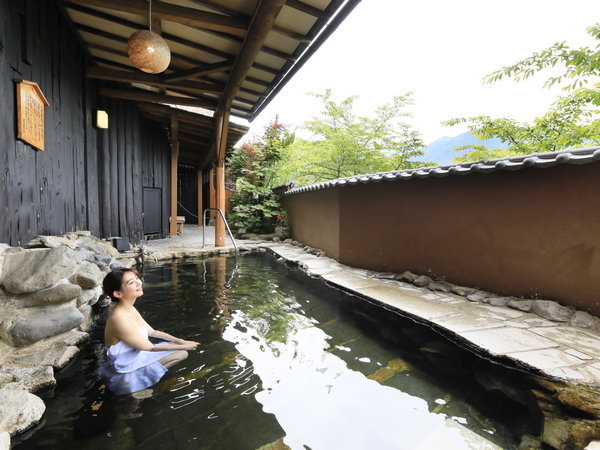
[113,317,198,351]
[146,323,200,345]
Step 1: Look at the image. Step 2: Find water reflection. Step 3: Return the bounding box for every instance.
[223,309,501,450]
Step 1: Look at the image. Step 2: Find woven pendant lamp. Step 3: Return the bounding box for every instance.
[127,0,171,74]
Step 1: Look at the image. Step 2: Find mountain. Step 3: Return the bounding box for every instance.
[419,132,507,165]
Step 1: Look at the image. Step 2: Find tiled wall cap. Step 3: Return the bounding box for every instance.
[285,146,600,195]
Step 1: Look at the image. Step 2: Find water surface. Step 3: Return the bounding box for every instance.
[15,253,545,449]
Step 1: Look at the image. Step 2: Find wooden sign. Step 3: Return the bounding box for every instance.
[16,80,49,151]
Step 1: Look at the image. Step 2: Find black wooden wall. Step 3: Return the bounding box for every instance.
[0,0,171,246]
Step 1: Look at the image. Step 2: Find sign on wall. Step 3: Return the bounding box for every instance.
[15,80,49,151]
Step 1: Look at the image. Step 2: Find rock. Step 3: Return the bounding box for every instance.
[39,236,76,249]
[543,418,600,450]
[115,258,137,268]
[0,244,10,255]
[450,285,477,296]
[555,385,600,419]
[283,239,293,244]
[0,431,9,449]
[428,281,453,293]
[507,299,533,312]
[586,441,600,449]
[291,241,301,247]
[487,297,510,307]
[518,434,542,450]
[374,272,397,280]
[395,271,419,283]
[16,283,81,308]
[0,388,45,435]
[413,275,432,287]
[570,311,596,329]
[533,300,573,322]
[75,237,119,258]
[69,261,103,289]
[316,251,326,257]
[1,247,77,294]
[272,237,281,242]
[466,291,490,302]
[543,417,571,449]
[8,346,79,369]
[306,248,320,256]
[78,304,93,331]
[6,304,84,346]
[72,231,92,237]
[0,366,55,392]
[76,287,101,307]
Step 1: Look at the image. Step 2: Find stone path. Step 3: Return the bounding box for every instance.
[146,225,600,387]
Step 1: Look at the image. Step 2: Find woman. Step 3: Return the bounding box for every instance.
[101,268,199,394]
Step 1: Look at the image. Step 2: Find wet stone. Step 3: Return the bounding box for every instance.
[16,283,81,308]
[487,297,510,307]
[450,285,477,296]
[507,299,533,312]
[374,272,397,280]
[8,345,79,369]
[0,388,45,436]
[0,365,55,392]
[395,271,419,283]
[533,300,573,322]
[428,280,453,293]
[571,311,596,329]
[466,291,490,302]
[1,247,77,294]
[7,305,84,346]
[413,275,432,287]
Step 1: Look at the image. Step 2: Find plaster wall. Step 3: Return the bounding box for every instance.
[284,189,340,260]
[285,162,600,315]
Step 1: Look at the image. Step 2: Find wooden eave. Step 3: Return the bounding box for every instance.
[58,0,361,168]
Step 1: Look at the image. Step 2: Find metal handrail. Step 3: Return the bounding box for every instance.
[202,208,237,252]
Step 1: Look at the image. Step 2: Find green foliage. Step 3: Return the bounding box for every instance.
[227,120,294,232]
[274,90,429,186]
[445,23,600,163]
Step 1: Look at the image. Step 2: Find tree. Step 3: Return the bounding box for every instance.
[274,90,427,186]
[227,119,294,232]
[444,23,600,162]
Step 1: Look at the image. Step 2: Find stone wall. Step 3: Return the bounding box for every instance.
[0,232,137,445]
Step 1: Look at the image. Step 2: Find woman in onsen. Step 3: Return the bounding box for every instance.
[101,268,199,393]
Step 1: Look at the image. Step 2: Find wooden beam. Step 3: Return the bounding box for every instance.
[185,0,309,42]
[162,60,233,83]
[67,0,248,34]
[98,88,217,108]
[285,0,325,18]
[87,67,222,94]
[218,0,286,113]
[170,114,179,237]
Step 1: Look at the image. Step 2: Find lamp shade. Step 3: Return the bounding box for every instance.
[127,30,171,74]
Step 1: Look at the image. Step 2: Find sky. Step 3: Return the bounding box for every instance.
[243,0,600,145]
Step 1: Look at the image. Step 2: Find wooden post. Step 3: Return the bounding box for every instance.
[169,114,179,237]
[209,168,215,213]
[197,168,203,226]
[214,110,230,247]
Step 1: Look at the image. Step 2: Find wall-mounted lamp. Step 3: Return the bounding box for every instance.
[96,110,109,129]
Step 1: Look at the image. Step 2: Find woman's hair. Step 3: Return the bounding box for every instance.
[102,268,142,302]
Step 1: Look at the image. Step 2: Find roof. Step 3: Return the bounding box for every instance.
[57,0,360,168]
[59,0,361,121]
[136,103,249,166]
[286,147,600,195]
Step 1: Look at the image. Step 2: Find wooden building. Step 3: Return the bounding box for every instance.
[0,0,360,246]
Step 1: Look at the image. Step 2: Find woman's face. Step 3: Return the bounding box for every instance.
[118,271,143,300]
